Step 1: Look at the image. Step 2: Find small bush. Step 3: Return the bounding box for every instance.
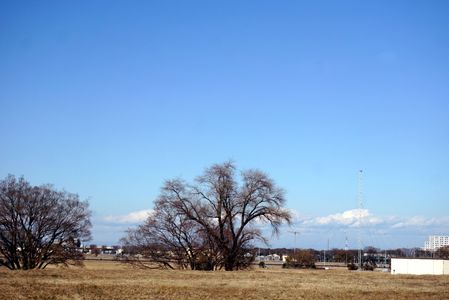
[362,263,375,271]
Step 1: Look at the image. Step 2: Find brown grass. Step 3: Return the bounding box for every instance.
[1,260,448,299]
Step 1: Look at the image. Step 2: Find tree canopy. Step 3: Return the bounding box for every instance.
[0,175,91,270]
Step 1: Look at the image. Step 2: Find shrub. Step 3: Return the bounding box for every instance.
[362,263,375,271]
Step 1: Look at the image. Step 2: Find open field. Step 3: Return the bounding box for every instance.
[1,260,449,299]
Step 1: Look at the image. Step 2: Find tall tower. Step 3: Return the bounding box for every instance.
[357,169,364,270]
[289,230,300,254]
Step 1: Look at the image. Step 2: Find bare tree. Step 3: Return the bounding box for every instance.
[120,197,219,270]
[435,246,449,259]
[123,162,292,271]
[0,175,91,270]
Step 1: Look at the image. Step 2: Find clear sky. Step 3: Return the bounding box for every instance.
[1,0,448,249]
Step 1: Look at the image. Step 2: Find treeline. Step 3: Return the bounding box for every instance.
[257,246,449,262]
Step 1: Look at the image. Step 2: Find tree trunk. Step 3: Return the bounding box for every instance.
[224,256,236,271]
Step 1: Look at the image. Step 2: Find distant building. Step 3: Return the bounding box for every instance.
[255,254,281,262]
[264,254,281,261]
[423,236,449,251]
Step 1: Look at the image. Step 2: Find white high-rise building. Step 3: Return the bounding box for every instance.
[423,235,449,251]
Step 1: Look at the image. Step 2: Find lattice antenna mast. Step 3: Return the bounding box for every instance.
[288,230,301,254]
[357,169,364,270]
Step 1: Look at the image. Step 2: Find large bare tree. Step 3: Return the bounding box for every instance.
[123,162,292,271]
[0,175,91,270]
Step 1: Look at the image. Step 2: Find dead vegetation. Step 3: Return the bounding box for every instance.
[1,260,448,299]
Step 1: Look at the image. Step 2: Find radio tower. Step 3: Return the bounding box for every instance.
[357,169,364,270]
[289,230,300,254]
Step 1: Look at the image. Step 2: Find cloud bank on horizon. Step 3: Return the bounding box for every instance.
[297,209,449,230]
[93,208,449,248]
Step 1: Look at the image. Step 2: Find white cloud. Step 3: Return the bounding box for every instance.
[303,209,382,227]
[104,209,153,224]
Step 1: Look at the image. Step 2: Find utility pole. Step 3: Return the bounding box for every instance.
[345,232,349,266]
[357,169,364,271]
[324,238,329,267]
[323,248,326,267]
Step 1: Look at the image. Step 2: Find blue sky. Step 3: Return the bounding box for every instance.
[1,0,448,249]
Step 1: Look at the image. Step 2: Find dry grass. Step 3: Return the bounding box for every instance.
[1,260,448,299]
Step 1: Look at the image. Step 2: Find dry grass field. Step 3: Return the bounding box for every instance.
[1,260,448,299]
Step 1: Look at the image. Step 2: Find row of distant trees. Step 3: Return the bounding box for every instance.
[0,162,292,271]
[259,246,449,263]
[261,246,449,271]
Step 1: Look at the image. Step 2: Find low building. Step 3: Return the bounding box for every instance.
[256,254,281,262]
[391,258,449,275]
